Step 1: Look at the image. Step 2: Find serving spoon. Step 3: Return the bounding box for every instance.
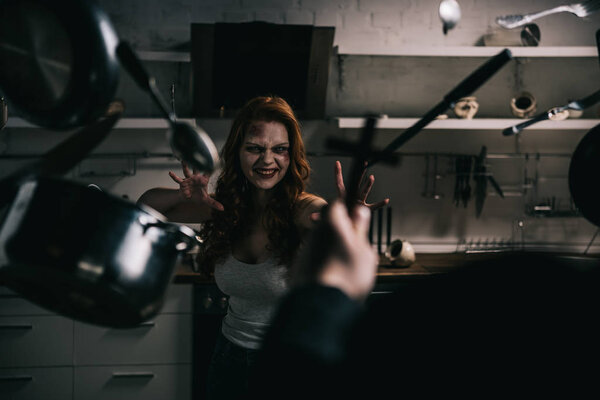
[116,41,219,173]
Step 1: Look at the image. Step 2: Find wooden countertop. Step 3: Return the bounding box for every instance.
[173,251,553,284]
[175,251,600,284]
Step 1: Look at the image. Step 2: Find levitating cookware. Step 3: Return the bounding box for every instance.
[569,124,600,227]
[496,1,600,29]
[503,89,600,136]
[439,0,461,34]
[0,0,119,129]
[116,42,219,174]
[0,0,205,327]
[370,48,513,166]
[0,176,197,328]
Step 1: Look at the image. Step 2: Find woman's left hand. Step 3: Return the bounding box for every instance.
[334,160,389,210]
[309,160,390,222]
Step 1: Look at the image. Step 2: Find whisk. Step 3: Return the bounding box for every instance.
[496,0,600,29]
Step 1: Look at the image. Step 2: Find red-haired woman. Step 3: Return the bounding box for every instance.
[137,96,387,399]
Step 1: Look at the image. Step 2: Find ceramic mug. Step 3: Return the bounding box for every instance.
[510,92,537,118]
[385,239,416,267]
[453,96,479,119]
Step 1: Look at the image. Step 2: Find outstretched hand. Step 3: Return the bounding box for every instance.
[169,162,224,211]
[334,160,389,210]
[310,160,390,222]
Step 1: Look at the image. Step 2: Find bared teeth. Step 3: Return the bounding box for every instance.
[256,168,277,175]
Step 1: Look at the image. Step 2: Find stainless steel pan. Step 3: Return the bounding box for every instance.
[0,176,196,328]
[569,123,600,227]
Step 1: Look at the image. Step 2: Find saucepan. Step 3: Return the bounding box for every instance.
[0,176,197,328]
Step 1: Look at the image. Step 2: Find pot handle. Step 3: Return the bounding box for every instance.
[137,215,200,252]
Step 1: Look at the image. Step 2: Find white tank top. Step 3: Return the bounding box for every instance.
[214,254,289,350]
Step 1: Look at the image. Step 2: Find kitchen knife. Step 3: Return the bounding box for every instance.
[462,156,472,208]
[474,147,487,218]
[503,88,600,136]
[453,156,462,207]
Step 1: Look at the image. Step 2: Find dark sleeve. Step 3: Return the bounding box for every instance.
[249,284,362,399]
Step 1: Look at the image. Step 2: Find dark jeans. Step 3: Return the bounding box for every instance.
[206,333,261,400]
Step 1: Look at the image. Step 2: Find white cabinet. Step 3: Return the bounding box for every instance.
[0,367,73,400]
[0,283,193,400]
[0,316,73,367]
[74,314,192,365]
[74,365,191,400]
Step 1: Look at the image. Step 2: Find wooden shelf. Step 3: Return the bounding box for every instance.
[4,117,196,129]
[126,46,599,62]
[336,45,598,58]
[337,117,600,130]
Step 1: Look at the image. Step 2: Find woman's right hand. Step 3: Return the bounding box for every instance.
[168,162,224,211]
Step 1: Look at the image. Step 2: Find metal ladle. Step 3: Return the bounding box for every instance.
[116,42,218,173]
[439,0,461,34]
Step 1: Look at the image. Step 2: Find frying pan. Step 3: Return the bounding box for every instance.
[0,0,119,129]
[564,31,600,228]
[569,125,600,227]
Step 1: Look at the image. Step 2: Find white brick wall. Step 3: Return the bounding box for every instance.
[4,0,595,252]
[99,0,600,48]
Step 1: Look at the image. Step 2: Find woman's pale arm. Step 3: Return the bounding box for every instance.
[137,188,212,223]
[137,162,224,223]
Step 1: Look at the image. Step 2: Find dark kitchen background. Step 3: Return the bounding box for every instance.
[1,0,599,399]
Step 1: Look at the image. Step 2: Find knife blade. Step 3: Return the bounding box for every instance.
[488,175,505,198]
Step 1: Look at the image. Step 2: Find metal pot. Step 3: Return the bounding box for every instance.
[0,176,197,328]
[0,0,120,129]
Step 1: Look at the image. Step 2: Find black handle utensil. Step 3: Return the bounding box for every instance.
[474,146,504,218]
[0,110,122,208]
[116,42,218,173]
[326,115,398,213]
[503,88,600,136]
[370,49,513,166]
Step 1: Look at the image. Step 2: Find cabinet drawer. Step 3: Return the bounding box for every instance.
[0,286,52,316]
[161,284,192,313]
[74,314,192,365]
[74,364,191,400]
[0,367,72,400]
[0,316,73,367]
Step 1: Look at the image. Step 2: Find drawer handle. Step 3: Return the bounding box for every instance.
[137,321,155,327]
[0,324,33,330]
[111,372,155,379]
[0,375,33,382]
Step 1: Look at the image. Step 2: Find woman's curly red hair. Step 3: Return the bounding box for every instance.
[198,96,311,275]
